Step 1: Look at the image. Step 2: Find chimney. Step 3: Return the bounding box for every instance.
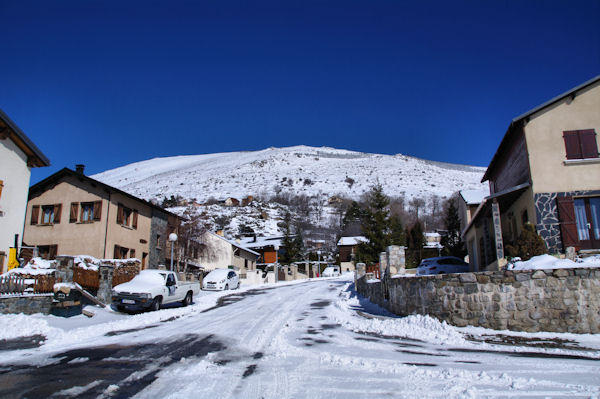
[75,164,85,174]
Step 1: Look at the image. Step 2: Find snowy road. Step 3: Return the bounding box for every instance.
[1,275,599,398]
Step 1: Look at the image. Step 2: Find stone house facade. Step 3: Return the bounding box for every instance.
[464,76,600,271]
[23,167,179,269]
[0,109,50,273]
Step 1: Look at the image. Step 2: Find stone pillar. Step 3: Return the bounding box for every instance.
[386,245,405,275]
[97,264,115,305]
[54,255,75,283]
[565,246,576,262]
[355,262,366,283]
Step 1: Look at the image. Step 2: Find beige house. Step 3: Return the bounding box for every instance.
[23,166,179,269]
[0,109,50,273]
[464,75,600,271]
[337,236,368,272]
[190,231,258,274]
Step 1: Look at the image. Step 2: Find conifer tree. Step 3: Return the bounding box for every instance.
[440,197,466,258]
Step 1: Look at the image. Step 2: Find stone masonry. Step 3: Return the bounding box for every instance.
[356,268,600,334]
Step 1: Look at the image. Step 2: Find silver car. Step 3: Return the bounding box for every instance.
[416,256,469,276]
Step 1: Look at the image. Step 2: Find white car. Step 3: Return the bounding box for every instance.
[112,270,200,312]
[202,269,240,291]
[322,266,341,277]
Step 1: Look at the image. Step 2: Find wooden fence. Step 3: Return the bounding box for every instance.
[72,265,140,291]
[0,274,55,294]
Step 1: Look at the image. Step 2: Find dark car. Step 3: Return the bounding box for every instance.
[416,256,470,276]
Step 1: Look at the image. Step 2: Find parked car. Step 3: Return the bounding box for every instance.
[202,269,239,291]
[322,265,341,277]
[416,256,470,276]
[111,270,200,312]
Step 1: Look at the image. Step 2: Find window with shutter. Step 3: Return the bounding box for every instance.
[70,203,79,223]
[80,202,94,222]
[49,245,58,260]
[563,129,598,160]
[556,196,579,248]
[93,201,102,221]
[130,248,136,258]
[132,210,138,229]
[53,204,62,224]
[31,205,40,225]
[114,244,121,259]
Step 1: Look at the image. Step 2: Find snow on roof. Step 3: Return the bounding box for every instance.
[424,232,441,238]
[460,189,489,205]
[337,236,368,246]
[240,236,284,249]
[210,232,260,256]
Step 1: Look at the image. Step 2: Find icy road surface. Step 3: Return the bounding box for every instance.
[0,275,599,398]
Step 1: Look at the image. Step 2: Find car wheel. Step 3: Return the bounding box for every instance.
[225,284,229,290]
[151,297,162,311]
[182,292,192,307]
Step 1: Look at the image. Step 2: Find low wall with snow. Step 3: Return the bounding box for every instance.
[356,268,600,334]
[0,294,53,315]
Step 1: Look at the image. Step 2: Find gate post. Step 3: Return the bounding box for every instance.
[97,263,115,304]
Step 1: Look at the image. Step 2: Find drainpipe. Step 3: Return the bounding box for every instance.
[103,191,111,258]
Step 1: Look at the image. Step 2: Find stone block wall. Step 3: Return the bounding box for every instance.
[357,268,600,334]
[356,276,384,308]
[0,295,53,315]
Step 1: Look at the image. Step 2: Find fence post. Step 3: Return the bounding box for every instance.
[97,263,114,304]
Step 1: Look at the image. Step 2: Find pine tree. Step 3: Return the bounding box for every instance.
[440,197,466,258]
[406,221,424,267]
[505,223,547,261]
[356,184,391,264]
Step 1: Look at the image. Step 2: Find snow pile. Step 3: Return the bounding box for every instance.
[333,283,467,346]
[73,255,140,271]
[511,254,600,270]
[4,257,56,276]
[0,313,55,340]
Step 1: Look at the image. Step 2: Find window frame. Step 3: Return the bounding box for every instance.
[563,129,598,160]
[80,202,95,223]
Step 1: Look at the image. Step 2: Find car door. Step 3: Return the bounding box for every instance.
[166,273,177,298]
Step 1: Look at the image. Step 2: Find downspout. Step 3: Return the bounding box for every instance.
[103,191,111,258]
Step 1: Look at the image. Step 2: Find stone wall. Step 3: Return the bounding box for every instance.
[356,267,600,334]
[0,294,53,315]
[355,273,384,308]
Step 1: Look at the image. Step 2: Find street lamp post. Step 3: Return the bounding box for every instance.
[316,250,321,278]
[274,245,280,283]
[169,233,178,272]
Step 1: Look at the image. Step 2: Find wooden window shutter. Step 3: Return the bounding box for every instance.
[49,245,58,259]
[114,244,121,259]
[53,204,62,224]
[132,210,138,229]
[556,196,579,248]
[70,203,79,223]
[130,248,136,258]
[563,130,582,159]
[31,205,39,225]
[93,201,102,221]
[579,129,598,159]
[117,204,124,224]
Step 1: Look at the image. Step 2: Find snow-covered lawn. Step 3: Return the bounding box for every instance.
[1,275,599,398]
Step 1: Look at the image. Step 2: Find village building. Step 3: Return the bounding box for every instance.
[186,231,258,275]
[0,109,50,273]
[337,236,368,272]
[23,166,179,269]
[463,75,600,271]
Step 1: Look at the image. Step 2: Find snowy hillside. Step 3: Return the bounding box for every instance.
[93,146,487,203]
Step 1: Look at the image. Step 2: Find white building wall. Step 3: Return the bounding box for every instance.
[0,138,32,273]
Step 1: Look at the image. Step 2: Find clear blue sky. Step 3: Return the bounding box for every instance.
[2,0,599,184]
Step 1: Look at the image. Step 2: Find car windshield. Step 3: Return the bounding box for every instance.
[205,269,230,280]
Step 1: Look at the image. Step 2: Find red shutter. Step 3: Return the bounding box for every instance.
[31,205,39,225]
[70,203,79,223]
[556,196,579,248]
[53,204,62,224]
[579,129,598,159]
[132,210,138,229]
[114,244,121,259]
[93,201,102,221]
[563,131,582,159]
[117,204,123,224]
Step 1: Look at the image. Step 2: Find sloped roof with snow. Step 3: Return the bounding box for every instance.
[337,236,368,246]
[460,189,489,205]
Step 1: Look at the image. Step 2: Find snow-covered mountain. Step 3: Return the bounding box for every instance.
[92,145,487,203]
